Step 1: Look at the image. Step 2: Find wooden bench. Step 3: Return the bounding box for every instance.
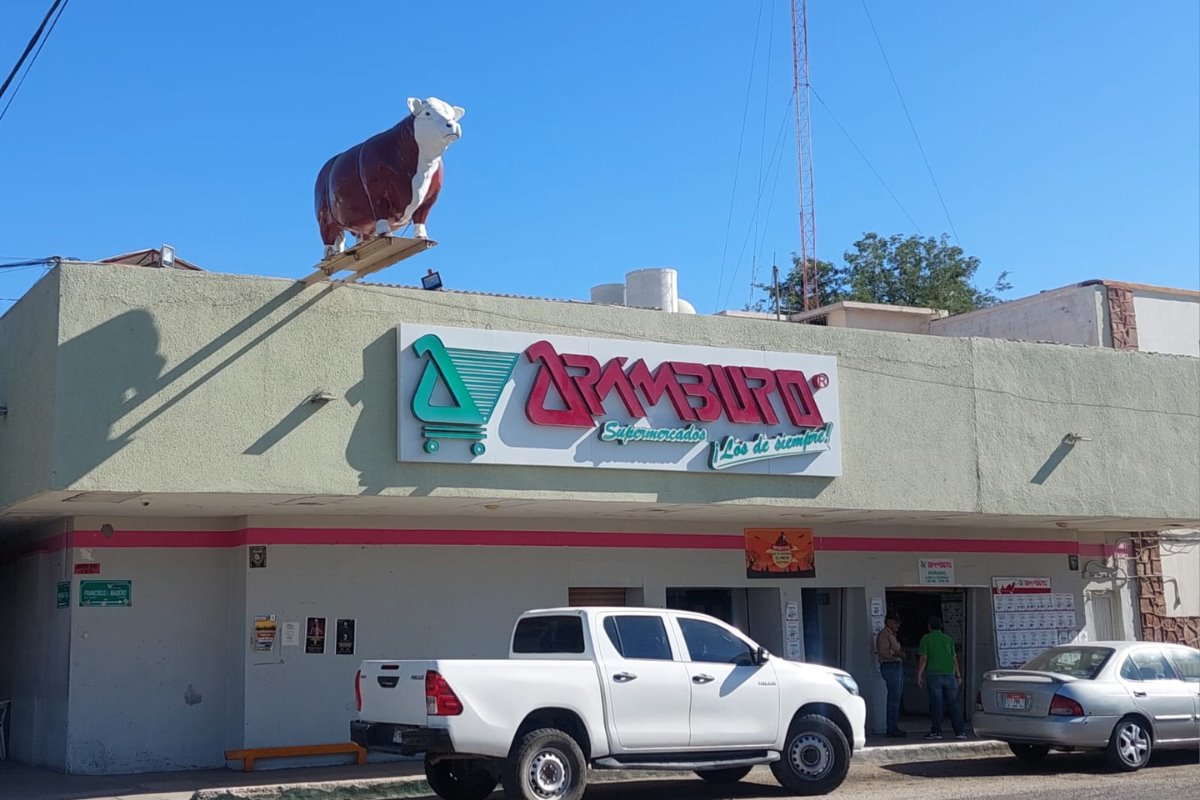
[224,742,367,772]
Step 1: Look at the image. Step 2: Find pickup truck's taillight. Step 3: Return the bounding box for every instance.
[355,670,362,712]
[425,670,463,716]
[1048,693,1084,716]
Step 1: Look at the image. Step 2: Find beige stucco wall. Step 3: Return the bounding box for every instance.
[0,263,1193,524]
[929,284,1107,346]
[0,269,60,507]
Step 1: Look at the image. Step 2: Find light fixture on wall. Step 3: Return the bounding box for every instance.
[160,244,176,269]
[1062,433,1092,446]
[308,389,336,405]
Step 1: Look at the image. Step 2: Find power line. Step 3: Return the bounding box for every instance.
[810,86,924,234]
[715,0,766,312]
[0,0,70,126]
[859,0,960,244]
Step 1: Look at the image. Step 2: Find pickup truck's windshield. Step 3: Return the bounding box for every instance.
[513,616,585,654]
[678,618,757,665]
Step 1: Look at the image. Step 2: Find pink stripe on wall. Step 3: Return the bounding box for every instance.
[11,527,1128,559]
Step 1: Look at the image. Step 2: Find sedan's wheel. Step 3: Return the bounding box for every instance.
[1105,716,1152,772]
[501,728,587,800]
[1007,743,1050,763]
[695,766,753,784]
[770,714,851,795]
[424,755,498,800]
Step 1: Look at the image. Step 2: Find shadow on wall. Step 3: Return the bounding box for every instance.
[54,310,166,487]
[344,331,835,503]
[56,283,336,487]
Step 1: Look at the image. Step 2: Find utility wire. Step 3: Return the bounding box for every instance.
[0,0,70,126]
[859,0,959,243]
[811,86,924,235]
[721,93,794,311]
[715,0,766,312]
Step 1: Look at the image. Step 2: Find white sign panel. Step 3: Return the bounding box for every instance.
[397,325,842,475]
[918,558,955,585]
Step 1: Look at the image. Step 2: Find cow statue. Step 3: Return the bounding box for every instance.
[314,96,465,259]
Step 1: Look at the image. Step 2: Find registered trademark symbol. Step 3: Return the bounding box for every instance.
[811,373,829,389]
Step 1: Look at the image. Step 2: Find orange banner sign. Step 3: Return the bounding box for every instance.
[745,528,815,579]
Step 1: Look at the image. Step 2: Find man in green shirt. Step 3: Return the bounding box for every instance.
[916,616,965,740]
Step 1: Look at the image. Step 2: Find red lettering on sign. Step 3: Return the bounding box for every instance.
[522,340,829,429]
[671,362,722,422]
[524,341,593,427]
[74,562,100,575]
[776,370,825,428]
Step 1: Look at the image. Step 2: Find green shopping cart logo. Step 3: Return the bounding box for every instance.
[410,334,520,456]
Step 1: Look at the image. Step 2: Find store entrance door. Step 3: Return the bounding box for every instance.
[885,588,972,728]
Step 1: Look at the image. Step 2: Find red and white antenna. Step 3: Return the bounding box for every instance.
[790,0,820,311]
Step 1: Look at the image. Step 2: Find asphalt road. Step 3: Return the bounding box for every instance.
[411,751,1200,799]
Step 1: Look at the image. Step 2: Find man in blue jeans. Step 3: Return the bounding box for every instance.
[916,616,966,740]
[875,612,906,737]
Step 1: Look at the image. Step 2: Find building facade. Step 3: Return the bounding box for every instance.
[1,263,1197,773]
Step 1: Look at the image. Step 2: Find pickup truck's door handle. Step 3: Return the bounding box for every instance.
[1132,691,1147,697]
[692,674,715,684]
[612,672,637,683]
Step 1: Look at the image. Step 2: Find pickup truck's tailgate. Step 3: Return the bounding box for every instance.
[359,659,433,725]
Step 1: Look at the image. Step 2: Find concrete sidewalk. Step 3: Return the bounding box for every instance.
[1,738,1010,800]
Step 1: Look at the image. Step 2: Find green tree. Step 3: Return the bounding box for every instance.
[753,233,1010,315]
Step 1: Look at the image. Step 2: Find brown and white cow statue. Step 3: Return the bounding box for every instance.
[314,96,465,259]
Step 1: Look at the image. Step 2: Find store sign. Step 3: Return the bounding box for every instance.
[79,580,131,607]
[918,558,955,585]
[992,576,1052,594]
[397,325,842,476]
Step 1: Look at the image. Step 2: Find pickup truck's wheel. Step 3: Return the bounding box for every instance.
[424,755,498,800]
[696,766,753,784]
[770,714,851,796]
[501,728,587,800]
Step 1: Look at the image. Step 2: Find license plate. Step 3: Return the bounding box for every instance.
[999,692,1029,710]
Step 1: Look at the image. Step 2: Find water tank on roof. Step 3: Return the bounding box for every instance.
[590,283,626,306]
[626,268,678,312]
[676,298,697,315]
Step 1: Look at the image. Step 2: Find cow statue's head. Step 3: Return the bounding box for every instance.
[408,96,465,156]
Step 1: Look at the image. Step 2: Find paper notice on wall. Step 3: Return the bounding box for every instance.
[281,621,300,647]
[870,597,884,618]
[871,616,885,635]
[336,618,356,655]
[784,601,800,621]
[253,615,278,652]
[918,558,955,585]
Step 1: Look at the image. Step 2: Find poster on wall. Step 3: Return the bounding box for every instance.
[253,615,278,652]
[783,601,802,659]
[991,577,1078,668]
[281,621,300,647]
[336,619,356,655]
[306,617,327,654]
[745,529,816,578]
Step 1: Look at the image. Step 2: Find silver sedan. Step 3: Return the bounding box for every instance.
[973,641,1200,771]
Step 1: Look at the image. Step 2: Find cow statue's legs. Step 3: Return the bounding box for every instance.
[374,219,393,238]
[322,231,346,261]
[412,223,428,239]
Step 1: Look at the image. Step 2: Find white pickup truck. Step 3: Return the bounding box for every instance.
[351,607,866,800]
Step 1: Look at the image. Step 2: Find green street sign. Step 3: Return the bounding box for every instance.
[57,581,70,609]
[80,580,132,607]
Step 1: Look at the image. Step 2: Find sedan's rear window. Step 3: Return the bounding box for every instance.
[513,615,585,654]
[1022,647,1114,679]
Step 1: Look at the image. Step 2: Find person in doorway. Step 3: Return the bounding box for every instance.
[916,616,965,740]
[876,612,906,737]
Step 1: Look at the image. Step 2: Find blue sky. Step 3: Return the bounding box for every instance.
[1,1,1197,313]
